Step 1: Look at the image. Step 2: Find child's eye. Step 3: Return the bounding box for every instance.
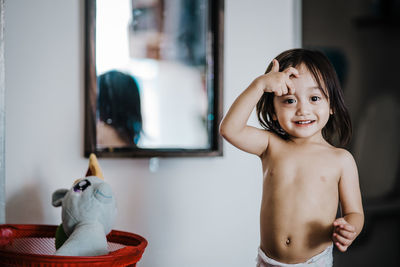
[311,96,321,102]
[284,99,296,104]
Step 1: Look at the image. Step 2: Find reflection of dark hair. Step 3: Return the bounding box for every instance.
[98,70,142,146]
[256,48,352,147]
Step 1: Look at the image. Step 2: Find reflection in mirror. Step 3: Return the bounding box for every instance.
[85,0,223,157]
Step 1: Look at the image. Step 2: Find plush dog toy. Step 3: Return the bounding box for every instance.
[52,154,117,256]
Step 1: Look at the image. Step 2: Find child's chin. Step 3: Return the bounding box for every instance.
[288,130,319,139]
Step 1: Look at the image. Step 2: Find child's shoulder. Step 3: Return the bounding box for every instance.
[330,147,356,167]
[331,147,353,158]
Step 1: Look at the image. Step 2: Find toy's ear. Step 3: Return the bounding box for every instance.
[85,153,104,180]
[52,189,69,207]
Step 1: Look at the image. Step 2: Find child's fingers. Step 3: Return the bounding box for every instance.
[283,67,300,78]
[334,223,356,235]
[336,229,356,240]
[341,223,355,232]
[280,84,288,95]
[273,80,287,96]
[336,225,356,237]
[333,233,351,246]
[273,86,283,96]
[333,218,347,226]
[285,79,295,95]
[333,218,356,231]
[271,59,279,72]
[334,241,348,252]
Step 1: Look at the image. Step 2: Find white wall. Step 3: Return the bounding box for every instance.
[4,0,297,266]
[0,0,5,224]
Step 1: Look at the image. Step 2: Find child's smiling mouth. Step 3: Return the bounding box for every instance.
[293,120,315,126]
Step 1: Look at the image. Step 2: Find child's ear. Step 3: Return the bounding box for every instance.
[329,108,334,115]
[272,113,277,120]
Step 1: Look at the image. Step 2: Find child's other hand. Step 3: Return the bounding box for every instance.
[332,218,357,252]
[254,59,299,96]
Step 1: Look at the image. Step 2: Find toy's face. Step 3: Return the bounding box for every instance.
[56,176,117,236]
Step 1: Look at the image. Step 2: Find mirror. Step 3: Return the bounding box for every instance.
[84,0,224,157]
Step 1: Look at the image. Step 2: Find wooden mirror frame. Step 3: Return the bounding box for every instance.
[84,0,224,158]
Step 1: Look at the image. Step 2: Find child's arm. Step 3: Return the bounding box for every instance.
[219,59,298,156]
[333,150,364,252]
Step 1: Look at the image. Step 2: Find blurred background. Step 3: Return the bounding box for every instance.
[303,0,400,265]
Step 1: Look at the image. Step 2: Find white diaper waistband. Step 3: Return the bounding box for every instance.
[257,244,333,267]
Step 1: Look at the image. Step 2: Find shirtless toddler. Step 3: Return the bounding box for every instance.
[220,49,364,266]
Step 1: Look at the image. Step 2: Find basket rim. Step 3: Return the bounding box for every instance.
[0,223,147,262]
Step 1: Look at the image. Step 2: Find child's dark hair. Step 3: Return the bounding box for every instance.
[256,48,352,147]
[98,70,142,146]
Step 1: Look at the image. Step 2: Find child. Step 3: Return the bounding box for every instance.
[97,70,142,148]
[219,49,364,266]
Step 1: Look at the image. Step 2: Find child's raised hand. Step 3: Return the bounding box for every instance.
[332,218,357,252]
[254,59,299,96]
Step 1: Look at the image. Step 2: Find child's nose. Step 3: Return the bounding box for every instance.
[295,101,311,116]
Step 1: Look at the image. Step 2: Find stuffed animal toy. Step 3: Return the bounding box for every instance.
[52,154,117,256]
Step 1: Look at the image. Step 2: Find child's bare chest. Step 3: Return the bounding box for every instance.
[262,143,341,185]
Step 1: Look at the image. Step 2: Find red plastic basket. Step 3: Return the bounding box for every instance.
[0,224,147,267]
